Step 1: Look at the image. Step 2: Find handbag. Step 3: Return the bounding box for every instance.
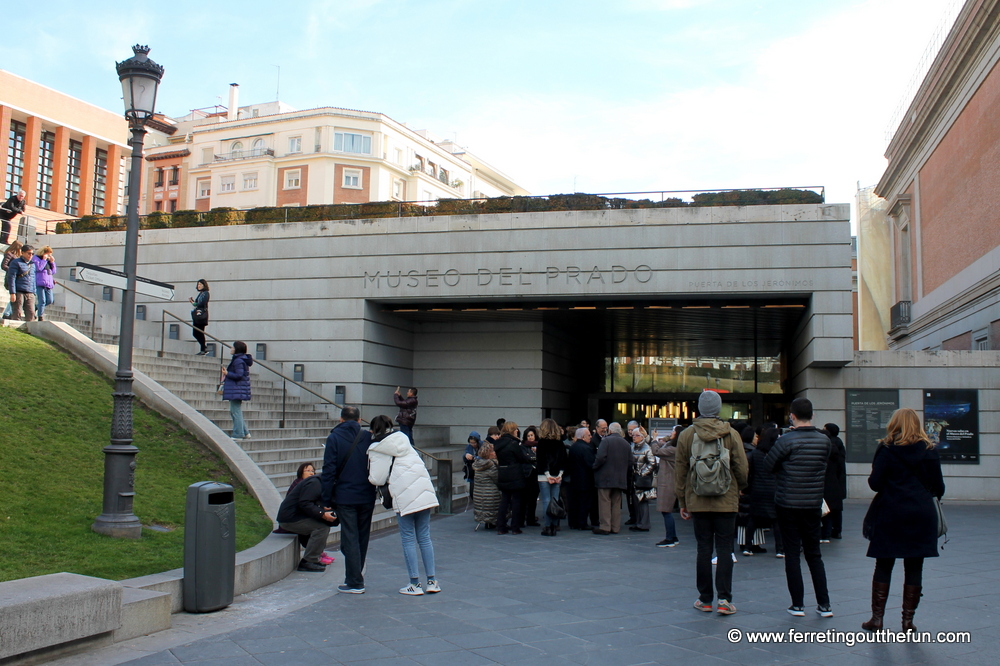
[546,492,567,520]
[862,493,882,540]
[377,458,396,510]
[633,472,654,490]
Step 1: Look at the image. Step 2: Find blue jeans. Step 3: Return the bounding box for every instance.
[662,511,678,541]
[397,508,435,583]
[35,286,53,318]
[229,400,248,438]
[538,480,562,527]
[399,424,414,446]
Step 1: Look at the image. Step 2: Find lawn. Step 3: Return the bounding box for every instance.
[0,326,274,582]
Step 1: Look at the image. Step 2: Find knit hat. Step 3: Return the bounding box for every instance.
[698,390,722,417]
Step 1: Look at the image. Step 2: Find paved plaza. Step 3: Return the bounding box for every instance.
[61,502,998,666]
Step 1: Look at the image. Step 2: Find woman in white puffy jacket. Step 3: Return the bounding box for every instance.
[368,414,441,596]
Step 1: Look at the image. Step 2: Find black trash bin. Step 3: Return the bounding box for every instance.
[183,481,236,613]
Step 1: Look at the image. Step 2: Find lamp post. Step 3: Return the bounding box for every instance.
[92,45,164,538]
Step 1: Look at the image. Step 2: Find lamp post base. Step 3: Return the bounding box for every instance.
[92,514,143,539]
[92,442,142,539]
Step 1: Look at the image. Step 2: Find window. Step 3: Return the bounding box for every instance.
[220,175,235,192]
[243,172,258,190]
[5,120,26,199]
[293,364,305,382]
[36,131,55,209]
[439,167,449,185]
[154,200,163,211]
[256,343,267,360]
[169,199,178,213]
[169,166,179,185]
[102,286,114,301]
[343,168,362,189]
[136,305,146,321]
[168,323,179,340]
[197,180,211,198]
[65,140,82,216]
[230,141,243,158]
[288,136,302,154]
[392,179,404,200]
[206,343,217,358]
[154,167,164,187]
[69,268,78,282]
[251,138,266,156]
[252,108,260,118]
[395,148,403,165]
[92,149,107,215]
[334,132,371,154]
[974,328,989,350]
[285,169,301,189]
[201,147,214,164]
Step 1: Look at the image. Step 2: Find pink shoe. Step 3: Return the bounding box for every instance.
[319,554,335,565]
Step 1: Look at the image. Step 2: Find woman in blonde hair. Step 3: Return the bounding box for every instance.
[861,408,944,633]
[535,418,568,536]
[32,245,56,320]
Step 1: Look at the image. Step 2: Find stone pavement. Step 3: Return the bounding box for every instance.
[58,502,998,666]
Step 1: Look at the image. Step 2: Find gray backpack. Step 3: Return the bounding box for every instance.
[689,433,732,497]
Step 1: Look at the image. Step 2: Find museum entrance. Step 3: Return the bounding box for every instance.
[380,293,807,430]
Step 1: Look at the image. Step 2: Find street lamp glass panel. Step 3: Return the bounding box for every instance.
[116,45,164,123]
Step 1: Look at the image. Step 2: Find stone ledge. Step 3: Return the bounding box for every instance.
[0,573,121,661]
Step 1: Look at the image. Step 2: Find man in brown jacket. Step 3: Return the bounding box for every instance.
[675,390,748,615]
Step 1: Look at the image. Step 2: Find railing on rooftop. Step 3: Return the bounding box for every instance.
[213,148,275,162]
[51,186,825,235]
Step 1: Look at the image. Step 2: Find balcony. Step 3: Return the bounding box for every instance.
[214,148,274,162]
[889,301,910,334]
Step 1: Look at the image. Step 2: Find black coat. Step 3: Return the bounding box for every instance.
[277,475,326,523]
[593,433,631,489]
[823,435,847,511]
[320,420,376,506]
[763,426,831,510]
[535,438,568,477]
[748,446,778,520]
[866,443,944,559]
[495,434,532,491]
[568,440,596,490]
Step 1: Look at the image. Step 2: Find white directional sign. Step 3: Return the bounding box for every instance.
[76,262,175,301]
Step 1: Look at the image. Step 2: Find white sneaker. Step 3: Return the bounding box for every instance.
[711,554,738,565]
[399,583,424,596]
[425,579,441,594]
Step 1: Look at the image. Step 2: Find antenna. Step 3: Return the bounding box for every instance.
[273,65,280,101]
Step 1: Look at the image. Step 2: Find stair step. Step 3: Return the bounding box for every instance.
[247,446,326,462]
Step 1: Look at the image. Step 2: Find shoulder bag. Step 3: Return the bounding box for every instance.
[376,457,396,510]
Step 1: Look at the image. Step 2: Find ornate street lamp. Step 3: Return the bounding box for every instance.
[92,45,164,538]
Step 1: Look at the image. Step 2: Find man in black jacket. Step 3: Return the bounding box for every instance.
[592,423,631,534]
[763,398,833,618]
[321,406,375,594]
[278,473,337,572]
[568,427,597,530]
[0,190,26,244]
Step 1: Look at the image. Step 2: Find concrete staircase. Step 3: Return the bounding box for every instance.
[41,305,119,345]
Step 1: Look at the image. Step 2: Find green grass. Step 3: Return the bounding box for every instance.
[0,326,273,582]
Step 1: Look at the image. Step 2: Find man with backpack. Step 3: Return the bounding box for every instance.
[762,397,833,618]
[674,390,748,615]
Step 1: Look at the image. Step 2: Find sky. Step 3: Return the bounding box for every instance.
[2,0,960,213]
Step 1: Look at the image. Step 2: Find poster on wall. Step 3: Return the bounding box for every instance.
[845,389,899,463]
[924,389,979,464]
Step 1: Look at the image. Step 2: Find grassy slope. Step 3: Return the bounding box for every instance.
[0,326,273,582]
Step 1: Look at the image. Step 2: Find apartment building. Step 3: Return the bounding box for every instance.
[0,70,128,230]
[141,85,527,214]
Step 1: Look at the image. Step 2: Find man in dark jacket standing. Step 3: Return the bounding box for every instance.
[821,423,847,541]
[321,406,375,594]
[568,427,597,530]
[394,387,418,445]
[592,422,631,534]
[763,397,833,618]
[0,190,26,244]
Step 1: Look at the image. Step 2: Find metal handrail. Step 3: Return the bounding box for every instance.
[54,281,98,339]
[156,309,453,508]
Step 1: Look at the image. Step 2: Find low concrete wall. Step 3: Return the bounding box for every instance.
[26,320,282,519]
[0,573,121,661]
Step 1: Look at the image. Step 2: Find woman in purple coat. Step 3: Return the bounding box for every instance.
[31,246,56,320]
[221,341,253,440]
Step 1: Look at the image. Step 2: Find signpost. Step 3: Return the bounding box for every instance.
[76,262,175,301]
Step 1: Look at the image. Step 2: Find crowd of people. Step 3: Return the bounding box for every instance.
[3,241,57,322]
[466,392,945,631]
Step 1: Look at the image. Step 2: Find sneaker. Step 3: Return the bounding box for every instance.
[816,605,833,618]
[741,547,754,556]
[195,350,208,356]
[319,554,335,565]
[426,579,441,594]
[337,584,365,594]
[243,433,252,439]
[775,552,785,559]
[399,583,424,596]
[717,600,737,615]
[656,539,679,548]
[694,599,714,612]
[711,554,738,565]
[819,539,831,544]
[297,560,326,573]
[787,606,805,616]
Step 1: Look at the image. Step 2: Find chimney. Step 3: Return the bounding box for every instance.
[227,83,239,121]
